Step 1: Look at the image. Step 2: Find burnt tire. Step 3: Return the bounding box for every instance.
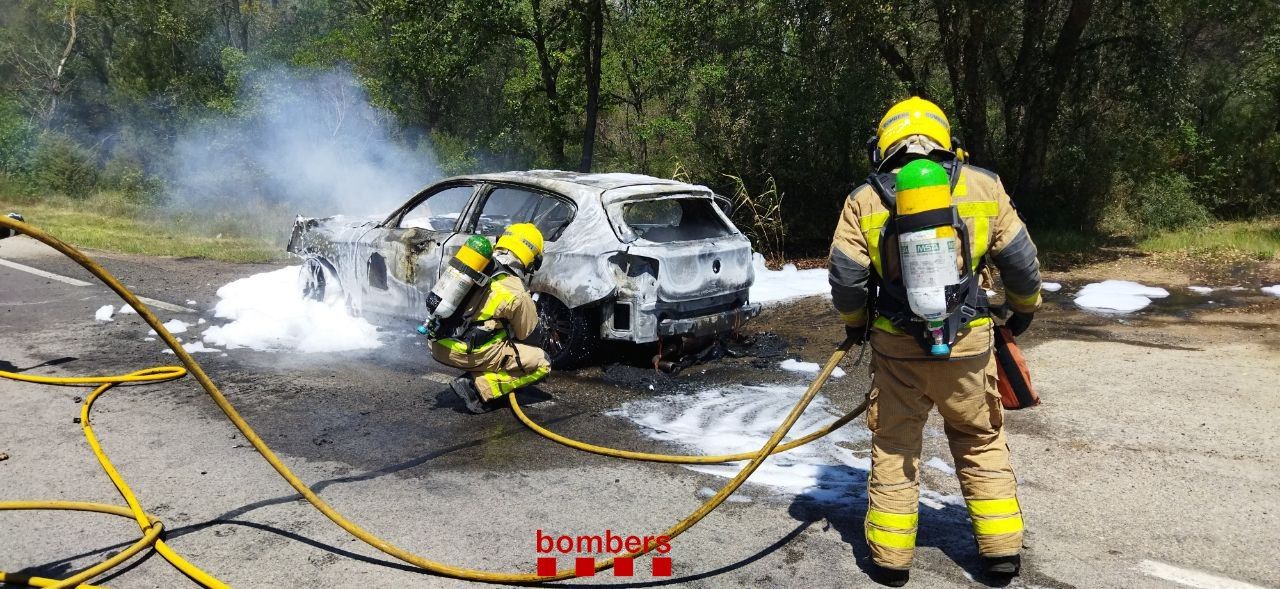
[536,295,597,369]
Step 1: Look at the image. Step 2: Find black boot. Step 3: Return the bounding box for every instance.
[450,377,494,414]
[868,562,909,587]
[981,554,1021,577]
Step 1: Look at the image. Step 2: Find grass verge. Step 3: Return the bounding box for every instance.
[0,192,290,263]
[1139,218,1279,261]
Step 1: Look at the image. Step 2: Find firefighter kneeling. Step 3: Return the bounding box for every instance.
[428,223,551,414]
[1,213,22,240]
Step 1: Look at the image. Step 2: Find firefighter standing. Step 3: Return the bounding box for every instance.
[430,223,551,414]
[829,97,1042,586]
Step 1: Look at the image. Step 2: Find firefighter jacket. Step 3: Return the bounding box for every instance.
[434,274,539,354]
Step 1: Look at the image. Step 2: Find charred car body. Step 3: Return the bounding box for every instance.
[287,170,761,367]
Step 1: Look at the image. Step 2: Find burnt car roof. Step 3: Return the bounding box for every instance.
[455,170,713,202]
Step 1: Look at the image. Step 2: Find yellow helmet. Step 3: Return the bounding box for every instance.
[495,223,545,270]
[876,97,953,156]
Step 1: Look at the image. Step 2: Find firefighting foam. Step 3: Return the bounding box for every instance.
[609,384,870,502]
[201,265,382,353]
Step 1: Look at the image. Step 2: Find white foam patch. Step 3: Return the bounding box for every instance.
[202,266,382,353]
[118,304,137,315]
[1189,286,1214,295]
[750,254,830,305]
[920,489,966,510]
[695,487,752,503]
[1041,282,1062,292]
[94,305,114,322]
[185,299,197,305]
[163,341,220,354]
[924,456,955,475]
[163,319,190,334]
[1262,285,1280,298]
[779,358,845,378]
[608,384,868,502]
[1073,280,1169,313]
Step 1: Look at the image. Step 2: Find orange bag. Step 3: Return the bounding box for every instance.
[994,326,1039,409]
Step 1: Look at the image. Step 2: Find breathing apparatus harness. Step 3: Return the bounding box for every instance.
[433,279,497,349]
[433,250,536,353]
[864,152,992,355]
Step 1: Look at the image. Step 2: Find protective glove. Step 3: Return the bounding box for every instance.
[844,324,868,346]
[1005,312,1033,337]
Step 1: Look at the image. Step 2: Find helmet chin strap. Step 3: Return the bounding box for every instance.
[878,135,956,172]
[492,249,529,281]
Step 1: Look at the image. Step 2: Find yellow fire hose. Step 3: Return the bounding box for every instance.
[0,214,866,587]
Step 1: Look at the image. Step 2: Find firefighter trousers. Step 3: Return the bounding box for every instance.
[864,347,1023,569]
[431,340,551,401]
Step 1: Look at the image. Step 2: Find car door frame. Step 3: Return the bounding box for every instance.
[354,180,484,317]
[383,179,485,231]
[461,181,578,242]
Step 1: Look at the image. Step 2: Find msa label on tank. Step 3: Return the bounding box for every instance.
[898,230,958,289]
[911,241,955,254]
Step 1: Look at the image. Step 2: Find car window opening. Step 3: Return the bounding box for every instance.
[401,185,472,230]
[622,198,733,243]
[476,187,575,241]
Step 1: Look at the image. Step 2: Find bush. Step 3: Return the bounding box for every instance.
[0,98,33,174]
[30,133,98,197]
[1132,173,1212,233]
[1105,172,1211,236]
[101,154,165,205]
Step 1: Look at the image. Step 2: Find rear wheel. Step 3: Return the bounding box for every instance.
[536,295,598,368]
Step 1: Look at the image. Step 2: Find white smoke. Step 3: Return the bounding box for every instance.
[164,66,441,217]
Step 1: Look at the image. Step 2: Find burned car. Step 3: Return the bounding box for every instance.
[286,170,761,367]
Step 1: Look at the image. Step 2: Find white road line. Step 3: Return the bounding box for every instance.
[1,257,197,313]
[0,257,92,286]
[133,297,197,314]
[1137,560,1269,589]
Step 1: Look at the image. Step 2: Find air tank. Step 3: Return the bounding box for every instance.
[419,235,493,336]
[895,159,961,356]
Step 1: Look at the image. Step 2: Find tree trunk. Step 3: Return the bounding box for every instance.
[45,5,78,124]
[959,5,991,162]
[530,0,566,167]
[237,0,250,52]
[1013,0,1093,201]
[578,0,604,173]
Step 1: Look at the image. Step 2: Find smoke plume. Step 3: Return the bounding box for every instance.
[164,66,441,219]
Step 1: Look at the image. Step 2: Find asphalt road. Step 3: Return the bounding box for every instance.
[1,235,1278,588]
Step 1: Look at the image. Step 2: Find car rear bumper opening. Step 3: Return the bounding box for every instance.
[656,303,761,338]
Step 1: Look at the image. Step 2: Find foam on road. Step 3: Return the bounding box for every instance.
[608,384,869,501]
[779,358,845,378]
[750,254,830,305]
[1074,280,1169,313]
[202,265,382,353]
[94,304,114,321]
